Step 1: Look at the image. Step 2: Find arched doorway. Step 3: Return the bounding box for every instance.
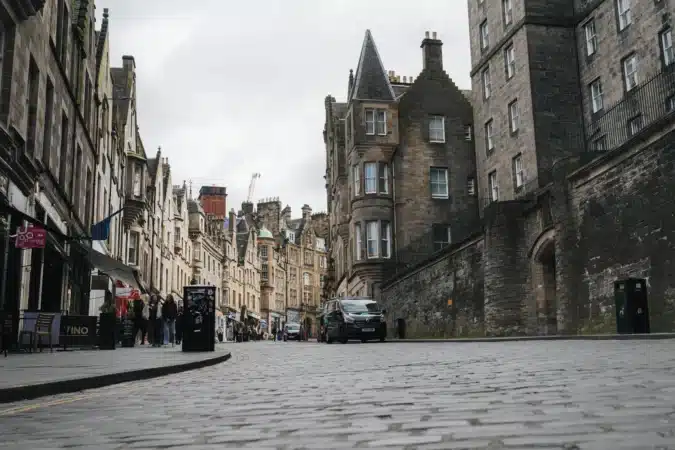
[530,230,558,335]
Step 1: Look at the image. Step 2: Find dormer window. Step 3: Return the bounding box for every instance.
[365,108,387,135]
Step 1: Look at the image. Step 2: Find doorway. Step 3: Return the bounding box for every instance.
[532,239,558,335]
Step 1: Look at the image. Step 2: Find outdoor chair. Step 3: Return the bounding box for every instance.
[20,313,56,353]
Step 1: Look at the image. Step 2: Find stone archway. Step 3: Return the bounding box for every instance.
[530,229,558,335]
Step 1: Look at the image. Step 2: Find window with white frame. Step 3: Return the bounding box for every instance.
[286,229,295,243]
[502,0,513,25]
[380,221,391,258]
[617,0,631,31]
[628,115,642,136]
[465,125,473,141]
[365,108,387,135]
[128,231,139,265]
[485,119,494,151]
[432,224,451,252]
[430,167,449,199]
[480,21,489,50]
[513,154,524,188]
[364,162,377,194]
[366,221,379,259]
[355,223,362,260]
[584,20,597,56]
[353,165,360,196]
[488,171,499,201]
[590,79,603,113]
[467,177,476,196]
[132,164,142,196]
[623,54,639,91]
[379,163,389,194]
[260,245,268,258]
[482,67,491,99]
[365,109,375,134]
[508,100,519,132]
[661,28,674,67]
[505,44,515,79]
[429,116,445,142]
[376,109,386,135]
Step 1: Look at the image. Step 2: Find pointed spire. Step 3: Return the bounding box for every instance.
[350,30,395,101]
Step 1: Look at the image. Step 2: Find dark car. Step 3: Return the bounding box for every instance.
[324,297,386,344]
[283,323,302,341]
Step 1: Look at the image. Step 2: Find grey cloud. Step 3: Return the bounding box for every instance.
[101,0,470,214]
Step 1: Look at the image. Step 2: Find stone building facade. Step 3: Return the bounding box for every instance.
[378,0,675,337]
[256,200,329,334]
[187,198,224,306]
[0,0,100,317]
[323,30,477,300]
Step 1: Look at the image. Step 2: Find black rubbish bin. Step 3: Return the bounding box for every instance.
[98,313,116,350]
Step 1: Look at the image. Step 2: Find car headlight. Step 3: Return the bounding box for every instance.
[343,314,355,323]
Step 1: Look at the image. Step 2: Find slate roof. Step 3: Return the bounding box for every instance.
[350,30,395,102]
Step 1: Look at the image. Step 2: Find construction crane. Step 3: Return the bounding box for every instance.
[247,173,261,203]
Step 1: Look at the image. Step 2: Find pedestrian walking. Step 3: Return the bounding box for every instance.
[132,295,148,345]
[149,295,163,347]
[162,294,178,346]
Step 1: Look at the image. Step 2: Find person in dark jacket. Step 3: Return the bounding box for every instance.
[131,295,148,344]
[162,294,178,346]
[148,295,162,347]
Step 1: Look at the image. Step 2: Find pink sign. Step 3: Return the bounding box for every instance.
[15,224,47,249]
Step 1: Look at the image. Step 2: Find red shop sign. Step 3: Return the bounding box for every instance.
[15,224,47,249]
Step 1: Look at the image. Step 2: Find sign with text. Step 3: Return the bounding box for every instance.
[15,224,47,249]
[59,315,97,348]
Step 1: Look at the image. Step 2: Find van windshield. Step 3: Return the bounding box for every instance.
[341,300,380,313]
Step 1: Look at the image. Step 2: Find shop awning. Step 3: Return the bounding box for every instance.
[247,311,261,320]
[85,247,145,292]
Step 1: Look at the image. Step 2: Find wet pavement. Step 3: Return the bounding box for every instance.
[1,339,674,449]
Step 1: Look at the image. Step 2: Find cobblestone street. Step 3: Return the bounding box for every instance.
[1,340,675,449]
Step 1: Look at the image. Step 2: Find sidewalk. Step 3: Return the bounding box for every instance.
[0,345,231,404]
[387,332,675,343]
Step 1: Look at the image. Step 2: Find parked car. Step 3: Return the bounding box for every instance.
[324,297,386,344]
[283,323,302,341]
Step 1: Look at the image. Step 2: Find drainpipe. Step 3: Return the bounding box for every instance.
[391,146,399,266]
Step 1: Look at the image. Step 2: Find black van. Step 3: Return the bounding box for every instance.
[324,297,386,344]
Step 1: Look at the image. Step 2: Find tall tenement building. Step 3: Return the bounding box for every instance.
[336,0,675,338]
[324,30,478,299]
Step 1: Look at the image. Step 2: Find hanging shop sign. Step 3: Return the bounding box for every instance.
[15,224,47,249]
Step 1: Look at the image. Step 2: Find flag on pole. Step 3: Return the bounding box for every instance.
[90,208,125,241]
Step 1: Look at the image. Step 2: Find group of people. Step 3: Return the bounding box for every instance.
[128,294,183,346]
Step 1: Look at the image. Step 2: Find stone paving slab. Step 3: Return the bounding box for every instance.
[0,345,231,403]
[1,340,675,449]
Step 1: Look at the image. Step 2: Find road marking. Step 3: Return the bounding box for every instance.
[0,384,145,416]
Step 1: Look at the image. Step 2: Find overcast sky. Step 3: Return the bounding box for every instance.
[98,0,471,218]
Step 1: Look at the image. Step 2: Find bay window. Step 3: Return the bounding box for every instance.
[364,162,377,194]
[366,221,379,258]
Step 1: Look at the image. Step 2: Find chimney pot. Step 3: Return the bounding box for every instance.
[432,31,438,39]
[425,31,430,38]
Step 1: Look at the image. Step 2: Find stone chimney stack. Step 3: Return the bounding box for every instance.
[301,204,312,220]
[241,201,254,215]
[122,54,136,72]
[228,209,236,233]
[421,30,443,73]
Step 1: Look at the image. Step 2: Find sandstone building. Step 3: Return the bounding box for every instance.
[257,200,329,335]
[324,30,477,300]
[374,0,675,337]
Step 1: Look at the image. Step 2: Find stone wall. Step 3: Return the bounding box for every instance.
[569,127,675,334]
[380,235,484,338]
